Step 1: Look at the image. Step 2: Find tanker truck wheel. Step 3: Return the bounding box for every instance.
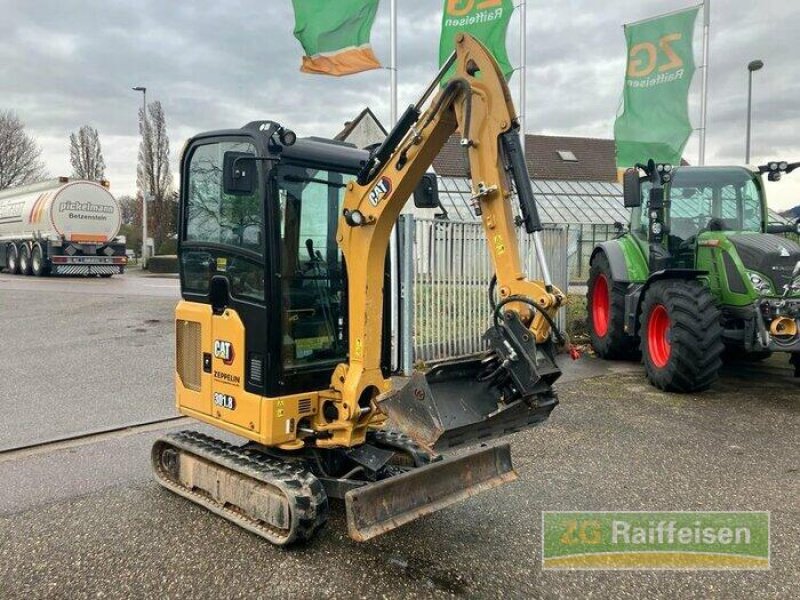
[6,244,20,274]
[18,244,33,276]
[31,244,49,277]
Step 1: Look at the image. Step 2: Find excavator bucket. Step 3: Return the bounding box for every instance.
[377,353,559,453]
[345,442,516,542]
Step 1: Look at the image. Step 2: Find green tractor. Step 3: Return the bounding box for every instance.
[587,159,800,392]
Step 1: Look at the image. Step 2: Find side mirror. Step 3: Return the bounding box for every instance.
[413,173,440,209]
[223,151,256,195]
[623,168,642,208]
[766,218,800,235]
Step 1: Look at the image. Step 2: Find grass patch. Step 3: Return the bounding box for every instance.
[565,292,588,343]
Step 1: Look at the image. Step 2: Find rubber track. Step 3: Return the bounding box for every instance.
[152,431,329,546]
[640,280,724,393]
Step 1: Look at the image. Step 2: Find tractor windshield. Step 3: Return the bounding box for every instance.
[666,167,765,241]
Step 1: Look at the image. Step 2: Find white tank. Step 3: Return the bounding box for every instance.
[0,178,122,243]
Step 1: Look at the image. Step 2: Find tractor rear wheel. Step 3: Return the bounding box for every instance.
[640,280,723,393]
[587,252,637,358]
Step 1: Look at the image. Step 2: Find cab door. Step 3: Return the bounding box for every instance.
[179,136,270,436]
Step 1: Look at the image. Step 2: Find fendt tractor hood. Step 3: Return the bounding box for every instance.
[727,233,800,295]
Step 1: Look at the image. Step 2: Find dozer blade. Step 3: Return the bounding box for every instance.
[376,357,558,452]
[345,442,516,542]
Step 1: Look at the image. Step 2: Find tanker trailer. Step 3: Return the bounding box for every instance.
[0,177,127,276]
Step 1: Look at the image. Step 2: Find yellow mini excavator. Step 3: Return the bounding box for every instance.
[152,34,567,545]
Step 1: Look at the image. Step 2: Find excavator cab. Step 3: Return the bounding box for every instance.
[155,34,567,545]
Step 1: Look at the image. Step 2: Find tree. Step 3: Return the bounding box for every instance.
[0,110,47,190]
[137,101,175,250]
[69,125,106,180]
[117,194,139,226]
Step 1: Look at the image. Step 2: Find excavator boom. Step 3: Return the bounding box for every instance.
[333,33,563,451]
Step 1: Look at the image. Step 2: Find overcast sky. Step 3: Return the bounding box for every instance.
[1,0,798,210]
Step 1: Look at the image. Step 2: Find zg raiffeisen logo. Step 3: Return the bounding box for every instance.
[444,0,504,25]
[626,32,687,89]
[542,512,770,570]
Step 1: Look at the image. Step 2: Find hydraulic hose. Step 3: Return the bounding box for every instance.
[492,293,566,346]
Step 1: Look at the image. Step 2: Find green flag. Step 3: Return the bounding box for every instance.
[614,7,700,168]
[292,0,381,76]
[439,0,514,82]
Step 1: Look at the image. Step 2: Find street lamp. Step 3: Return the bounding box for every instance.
[745,60,764,164]
[132,86,148,268]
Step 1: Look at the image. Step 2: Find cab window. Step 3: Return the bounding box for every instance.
[276,165,353,370]
[185,141,263,254]
[182,141,265,301]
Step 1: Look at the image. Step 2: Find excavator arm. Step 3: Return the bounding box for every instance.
[317,34,565,450]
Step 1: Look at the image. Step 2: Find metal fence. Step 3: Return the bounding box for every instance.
[564,223,618,282]
[399,215,569,367]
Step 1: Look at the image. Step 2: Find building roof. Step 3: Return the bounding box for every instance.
[433,134,620,182]
[435,175,627,225]
[334,107,388,144]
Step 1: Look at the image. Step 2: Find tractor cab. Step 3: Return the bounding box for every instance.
[629,166,768,268]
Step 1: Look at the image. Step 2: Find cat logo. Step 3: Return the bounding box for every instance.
[368,176,392,207]
[214,340,234,365]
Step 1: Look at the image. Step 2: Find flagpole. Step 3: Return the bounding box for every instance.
[519,0,527,154]
[389,0,399,372]
[390,0,398,125]
[698,0,710,165]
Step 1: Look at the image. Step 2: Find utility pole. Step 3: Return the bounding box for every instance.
[745,59,764,164]
[132,86,148,267]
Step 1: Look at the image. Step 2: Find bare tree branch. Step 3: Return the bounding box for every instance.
[137,101,175,250]
[69,125,106,180]
[0,110,47,190]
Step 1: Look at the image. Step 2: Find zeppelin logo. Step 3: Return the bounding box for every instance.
[213,340,234,364]
[213,392,236,411]
[368,176,392,207]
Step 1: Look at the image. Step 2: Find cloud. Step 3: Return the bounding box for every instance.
[1,0,798,210]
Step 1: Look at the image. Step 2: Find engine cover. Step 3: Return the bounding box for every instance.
[727,233,800,291]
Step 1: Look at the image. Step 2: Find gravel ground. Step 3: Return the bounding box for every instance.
[1,355,797,599]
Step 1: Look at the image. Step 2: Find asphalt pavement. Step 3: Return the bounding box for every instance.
[0,270,178,450]
[0,270,798,599]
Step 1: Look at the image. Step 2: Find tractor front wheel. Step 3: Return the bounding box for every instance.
[587,252,637,358]
[640,280,723,393]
